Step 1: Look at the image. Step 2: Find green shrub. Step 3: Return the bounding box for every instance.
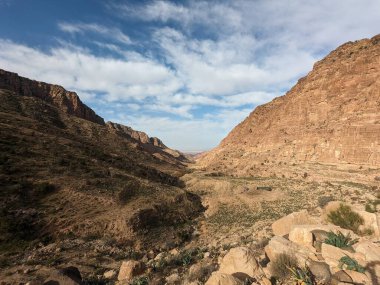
[131,276,149,285]
[339,256,365,273]
[289,266,315,285]
[271,253,298,280]
[327,204,363,233]
[318,196,334,208]
[324,231,358,248]
[365,203,376,213]
[117,181,140,205]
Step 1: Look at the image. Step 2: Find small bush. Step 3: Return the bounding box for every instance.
[131,276,149,285]
[327,204,363,234]
[117,181,140,205]
[365,203,376,213]
[318,196,334,208]
[289,266,315,285]
[339,256,365,273]
[271,253,298,280]
[34,182,56,196]
[324,231,358,248]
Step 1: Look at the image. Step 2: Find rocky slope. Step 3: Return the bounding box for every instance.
[0,71,202,283]
[0,68,189,166]
[198,34,380,176]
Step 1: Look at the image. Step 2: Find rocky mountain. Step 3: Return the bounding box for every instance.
[0,69,203,282]
[0,68,189,165]
[198,34,380,177]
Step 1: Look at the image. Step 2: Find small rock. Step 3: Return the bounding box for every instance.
[204,252,210,259]
[117,260,145,281]
[44,266,83,285]
[154,252,165,261]
[166,273,180,284]
[218,247,259,278]
[103,269,117,279]
[307,260,331,283]
[205,272,244,285]
[331,270,353,285]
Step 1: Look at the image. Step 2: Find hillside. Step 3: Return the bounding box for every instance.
[198,34,380,178]
[0,70,202,283]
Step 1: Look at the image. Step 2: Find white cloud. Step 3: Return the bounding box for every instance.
[0,39,181,102]
[58,22,132,45]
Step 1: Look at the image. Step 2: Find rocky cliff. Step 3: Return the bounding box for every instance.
[106,122,167,148]
[0,68,189,164]
[198,34,380,174]
[0,69,105,125]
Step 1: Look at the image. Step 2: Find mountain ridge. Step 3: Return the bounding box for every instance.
[198,34,380,176]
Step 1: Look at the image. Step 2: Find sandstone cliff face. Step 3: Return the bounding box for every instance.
[199,34,380,173]
[0,69,105,125]
[106,122,167,148]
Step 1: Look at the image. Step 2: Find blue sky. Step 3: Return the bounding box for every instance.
[0,0,379,151]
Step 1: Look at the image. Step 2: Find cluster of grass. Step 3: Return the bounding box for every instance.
[327,204,364,234]
[339,256,365,273]
[365,199,380,213]
[270,253,298,280]
[151,247,204,272]
[324,231,358,249]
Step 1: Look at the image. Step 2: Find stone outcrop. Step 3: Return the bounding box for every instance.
[218,247,259,278]
[0,69,105,125]
[117,260,145,282]
[106,122,168,149]
[198,34,380,174]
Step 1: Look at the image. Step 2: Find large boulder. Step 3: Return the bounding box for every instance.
[272,210,318,236]
[307,260,332,284]
[357,210,380,237]
[354,241,380,278]
[265,236,317,265]
[117,260,145,282]
[44,266,83,285]
[321,243,366,271]
[289,224,357,249]
[344,270,371,285]
[218,247,259,278]
[205,272,244,285]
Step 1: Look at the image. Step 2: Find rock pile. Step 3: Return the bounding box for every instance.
[204,201,380,285]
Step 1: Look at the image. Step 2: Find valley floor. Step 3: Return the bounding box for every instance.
[1,163,379,284]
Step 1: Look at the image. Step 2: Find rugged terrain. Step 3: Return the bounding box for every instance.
[0,70,203,283]
[1,34,380,285]
[198,34,380,178]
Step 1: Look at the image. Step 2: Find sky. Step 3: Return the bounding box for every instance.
[0,1,379,151]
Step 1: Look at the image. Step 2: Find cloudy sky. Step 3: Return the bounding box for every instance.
[0,0,379,151]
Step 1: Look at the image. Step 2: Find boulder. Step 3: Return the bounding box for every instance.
[354,241,380,278]
[307,260,332,283]
[117,260,145,281]
[104,269,117,279]
[205,272,244,285]
[344,270,371,285]
[218,247,259,278]
[357,210,380,237]
[289,224,357,249]
[321,243,365,271]
[44,266,83,285]
[166,273,180,284]
[272,210,317,236]
[331,270,353,285]
[265,236,317,265]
